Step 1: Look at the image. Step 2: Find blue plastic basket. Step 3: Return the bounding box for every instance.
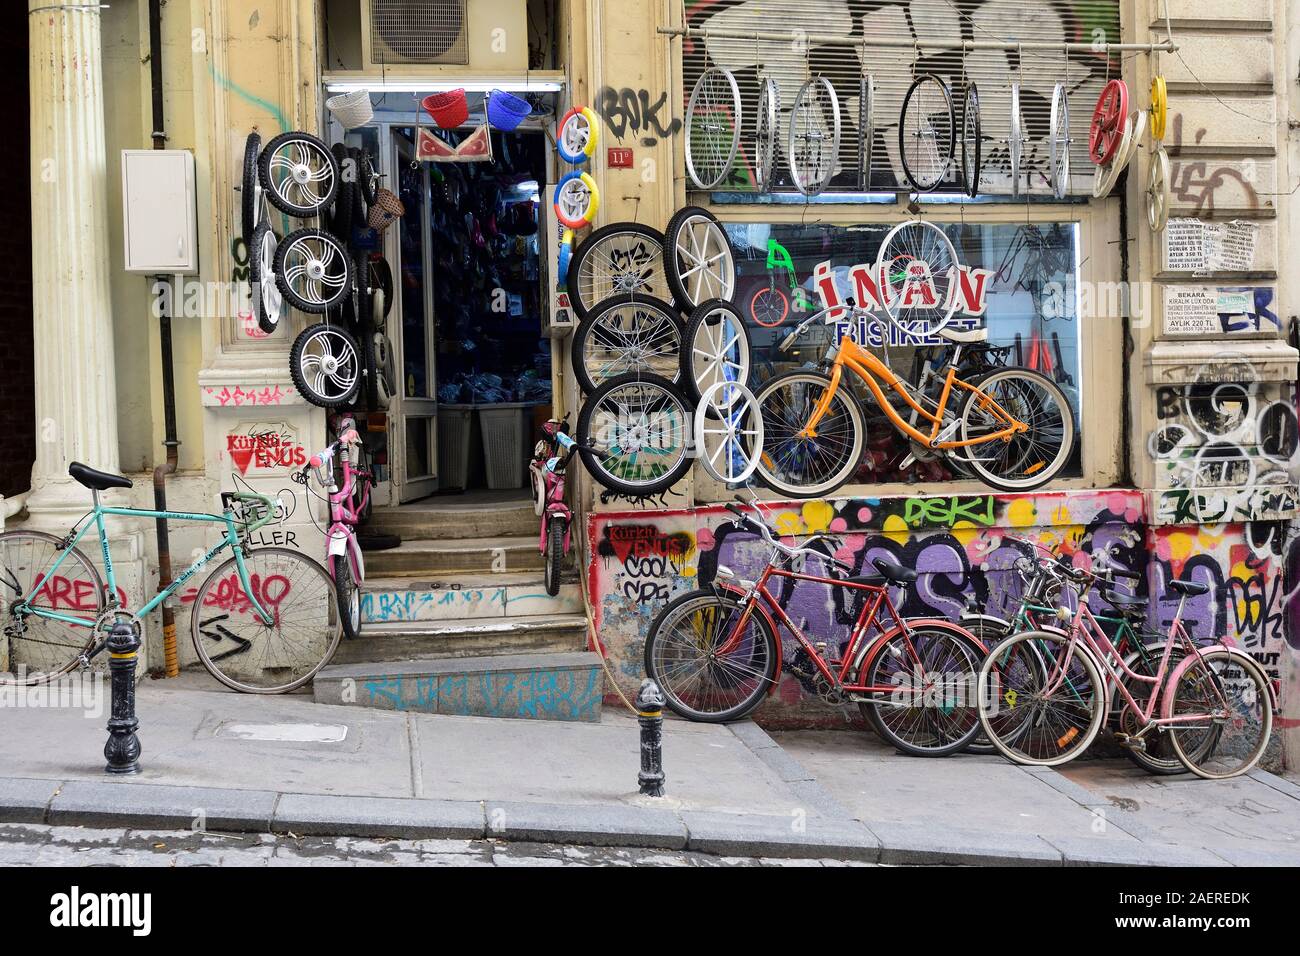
[487,90,532,131]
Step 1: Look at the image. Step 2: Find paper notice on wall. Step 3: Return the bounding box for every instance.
[1164,218,1260,272]
[1214,290,1254,316]
[1163,286,1219,335]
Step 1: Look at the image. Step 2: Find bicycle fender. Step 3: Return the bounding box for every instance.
[1159,645,1278,719]
[711,582,784,695]
[347,533,365,583]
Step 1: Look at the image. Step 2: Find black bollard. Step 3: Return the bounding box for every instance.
[104,620,142,775]
[635,678,666,797]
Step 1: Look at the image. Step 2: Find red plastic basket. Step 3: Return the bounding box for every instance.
[422,89,469,129]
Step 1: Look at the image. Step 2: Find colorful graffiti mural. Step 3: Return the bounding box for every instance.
[587,490,1295,734]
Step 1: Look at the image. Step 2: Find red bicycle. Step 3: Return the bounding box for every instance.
[644,499,987,755]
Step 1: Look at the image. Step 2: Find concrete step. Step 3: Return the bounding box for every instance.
[360,573,582,624]
[364,498,537,540]
[364,535,550,576]
[332,613,589,665]
[314,651,604,721]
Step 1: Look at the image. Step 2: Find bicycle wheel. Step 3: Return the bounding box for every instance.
[898,74,954,192]
[1167,648,1273,779]
[978,630,1105,766]
[0,531,103,684]
[749,285,789,328]
[575,373,693,496]
[553,169,600,229]
[682,299,751,406]
[257,130,338,217]
[1009,83,1025,198]
[753,370,865,498]
[787,76,841,196]
[685,68,742,191]
[249,222,284,335]
[861,626,983,757]
[571,294,683,395]
[663,206,736,311]
[567,223,669,321]
[241,131,262,252]
[960,617,1011,755]
[1049,82,1070,199]
[189,546,341,694]
[332,543,360,641]
[857,73,875,191]
[1147,145,1170,232]
[1114,642,1196,775]
[753,77,779,192]
[960,82,981,197]
[695,381,764,484]
[289,323,361,408]
[274,227,353,313]
[645,588,778,722]
[876,219,959,337]
[545,518,565,597]
[957,367,1076,491]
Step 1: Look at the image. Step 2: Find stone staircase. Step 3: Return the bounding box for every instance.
[313,495,602,722]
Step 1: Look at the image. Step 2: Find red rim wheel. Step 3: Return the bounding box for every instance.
[1089,80,1128,165]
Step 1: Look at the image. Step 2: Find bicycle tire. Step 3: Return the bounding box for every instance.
[957,366,1076,491]
[250,222,284,335]
[645,587,779,723]
[189,547,342,694]
[576,372,693,496]
[663,206,736,313]
[241,131,262,252]
[1167,648,1273,779]
[857,73,874,191]
[754,77,779,191]
[682,298,752,407]
[898,74,954,192]
[290,323,361,408]
[685,67,742,191]
[545,518,566,597]
[958,617,1010,754]
[753,370,866,498]
[571,294,683,395]
[566,222,670,322]
[1113,641,1196,776]
[274,227,354,313]
[0,530,104,684]
[257,130,338,218]
[329,143,354,240]
[333,543,361,641]
[961,83,981,197]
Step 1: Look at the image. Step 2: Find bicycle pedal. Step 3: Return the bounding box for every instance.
[1114,733,1147,753]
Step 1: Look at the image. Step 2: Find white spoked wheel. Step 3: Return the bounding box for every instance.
[684,299,751,408]
[754,77,779,192]
[1009,83,1025,199]
[960,82,981,198]
[876,219,960,337]
[373,331,394,409]
[274,228,353,313]
[251,222,284,334]
[685,68,742,191]
[898,74,954,192]
[258,131,339,217]
[694,381,764,485]
[787,76,841,196]
[664,206,736,310]
[1094,109,1143,199]
[858,74,875,191]
[1049,82,1070,199]
[289,323,361,408]
[1147,145,1171,232]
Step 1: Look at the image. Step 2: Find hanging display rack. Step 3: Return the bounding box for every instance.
[656,25,1177,56]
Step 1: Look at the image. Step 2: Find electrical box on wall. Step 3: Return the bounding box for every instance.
[121,150,198,275]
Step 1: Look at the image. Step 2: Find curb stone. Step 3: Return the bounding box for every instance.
[483,800,687,849]
[272,793,485,840]
[867,820,1062,866]
[680,809,880,861]
[0,777,63,824]
[48,780,277,832]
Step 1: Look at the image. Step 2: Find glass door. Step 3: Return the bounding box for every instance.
[388,129,438,501]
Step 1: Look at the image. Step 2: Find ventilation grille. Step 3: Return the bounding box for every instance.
[369,0,469,65]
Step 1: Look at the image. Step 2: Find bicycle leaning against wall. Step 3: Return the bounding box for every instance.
[0,462,342,693]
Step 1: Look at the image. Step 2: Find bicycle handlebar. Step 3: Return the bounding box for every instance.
[724,499,853,572]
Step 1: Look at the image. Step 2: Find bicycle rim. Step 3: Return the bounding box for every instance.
[961,83,981,197]
[959,368,1075,490]
[1168,649,1273,779]
[0,531,102,684]
[647,591,775,721]
[570,226,668,317]
[1049,82,1070,199]
[876,220,959,337]
[685,68,741,190]
[788,77,841,195]
[899,75,953,192]
[864,627,982,755]
[754,372,864,498]
[577,374,692,495]
[189,547,341,693]
[577,297,682,391]
[978,631,1104,766]
[754,77,779,191]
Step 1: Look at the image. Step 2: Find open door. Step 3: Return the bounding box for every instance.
[388,128,439,501]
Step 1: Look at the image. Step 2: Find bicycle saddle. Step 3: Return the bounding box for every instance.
[1166,579,1209,597]
[937,325,988,345]
[1102,590,1146,614]
[68,461,133,491]
[872,557,919,584]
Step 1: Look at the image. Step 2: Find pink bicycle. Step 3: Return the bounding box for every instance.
[529,419,575,596]
[295,417,373,639]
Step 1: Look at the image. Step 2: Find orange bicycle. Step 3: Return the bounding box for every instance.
[753,304,1076,496]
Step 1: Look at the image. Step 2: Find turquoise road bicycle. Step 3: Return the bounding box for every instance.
[0,462,341,693]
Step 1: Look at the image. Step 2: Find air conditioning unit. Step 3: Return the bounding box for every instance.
[363,0,469,66]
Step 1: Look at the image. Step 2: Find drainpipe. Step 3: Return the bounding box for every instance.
[148,0,181,677]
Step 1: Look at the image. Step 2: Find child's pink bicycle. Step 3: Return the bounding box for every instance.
[529,419,576,596]
[295,417,372,639]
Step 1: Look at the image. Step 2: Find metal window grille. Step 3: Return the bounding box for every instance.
[680,0,1123,197]
[370,0,469,65]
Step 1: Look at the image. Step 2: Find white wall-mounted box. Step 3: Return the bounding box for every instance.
[121,149,198,274]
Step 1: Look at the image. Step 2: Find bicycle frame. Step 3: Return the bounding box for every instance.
[802,333,1026,450]
[535,426,575,554]
[14,491,275,631]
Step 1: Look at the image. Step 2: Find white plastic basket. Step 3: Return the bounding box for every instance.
[326,90,374,129]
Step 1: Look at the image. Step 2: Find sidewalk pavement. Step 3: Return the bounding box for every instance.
[0,676,1296,866]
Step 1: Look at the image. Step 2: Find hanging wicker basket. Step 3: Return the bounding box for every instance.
[422,89,469,129]
[326,90,374,129]
[487,90,531,131]
[368,188,405,232]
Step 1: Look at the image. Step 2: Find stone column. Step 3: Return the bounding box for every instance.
[25,0,120,522]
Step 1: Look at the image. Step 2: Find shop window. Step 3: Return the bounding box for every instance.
[727,219,1084,483]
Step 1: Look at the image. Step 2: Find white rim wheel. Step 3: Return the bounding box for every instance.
[560,109,595,160]
[1009,83,1024,198]
[688,302,751,406]
[694,382,764,485]
[276,229,352,312]
[260,132,338,216]
[373,332,394,408]
[1049,82,1070,199]
[256,226,283,330]
[858,74,875,191]
[669,211,736,306]
[293,324,359,406]
[754,77,779,192]
[685,68,742,191]
[787,77,841,196]
[1095,110,1142,199]
[1147,145,1171,232]
[576,296,682,392]
[898,74,954,192]
[556,174,596,226]
[876,219,960,337]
